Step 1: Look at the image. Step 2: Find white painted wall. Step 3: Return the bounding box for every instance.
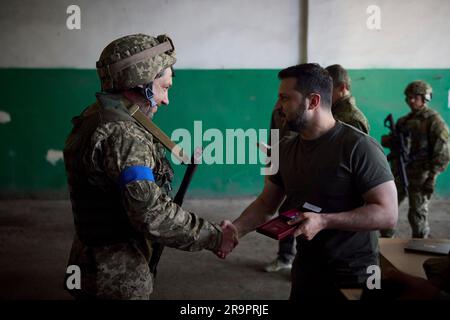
[3,0,448,70]
[0,0,301,69]
[308,0,450,68]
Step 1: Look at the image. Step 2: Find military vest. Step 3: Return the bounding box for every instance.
[397,106,439,167]
[64,93,174,246]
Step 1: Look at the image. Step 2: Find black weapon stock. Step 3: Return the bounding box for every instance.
[149,150,201,275]
[384,114,409,195]
[173,153,200,206]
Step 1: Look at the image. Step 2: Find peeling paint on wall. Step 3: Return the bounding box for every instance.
[0,111,11,124]
[46,149,63,166]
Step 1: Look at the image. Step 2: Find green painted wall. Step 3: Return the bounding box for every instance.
[0,68,449,197]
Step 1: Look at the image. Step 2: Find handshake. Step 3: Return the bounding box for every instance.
[215,220,239,259]
[212,210,327,259]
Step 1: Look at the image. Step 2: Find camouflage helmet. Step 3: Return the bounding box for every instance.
[96,34,176,92]
[404,80,432,102]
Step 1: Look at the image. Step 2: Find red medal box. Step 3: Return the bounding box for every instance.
[256,209,301,240]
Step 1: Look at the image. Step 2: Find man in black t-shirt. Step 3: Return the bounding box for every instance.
[223,64,398,300]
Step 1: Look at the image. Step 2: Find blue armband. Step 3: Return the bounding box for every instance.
[119,165,155,190]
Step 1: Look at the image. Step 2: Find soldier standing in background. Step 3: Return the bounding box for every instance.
[264,64,371,272]
[63,34,237,299]
[381,80,450,238]
[325,64,370,134]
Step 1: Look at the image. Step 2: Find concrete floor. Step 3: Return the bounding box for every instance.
[0,197,449,300]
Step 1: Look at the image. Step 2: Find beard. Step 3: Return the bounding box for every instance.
[285,106,307,133]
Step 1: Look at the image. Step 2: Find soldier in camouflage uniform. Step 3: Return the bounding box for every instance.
[381,81,450,238]
[264,65,371,272]
[325,64,370,134]
[63,34,237,299]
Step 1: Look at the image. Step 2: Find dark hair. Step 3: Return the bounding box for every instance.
[325,64,350,90]
[278,63,333,108]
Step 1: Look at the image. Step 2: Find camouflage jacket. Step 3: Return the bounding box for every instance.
[63,92,222,299]
[332,95,370,134]
[396,106,450,176]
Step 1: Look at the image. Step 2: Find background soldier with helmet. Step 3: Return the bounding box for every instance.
[381,80,450,238]
[63,33,237,300]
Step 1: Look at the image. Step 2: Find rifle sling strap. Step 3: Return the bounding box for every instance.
[127,104,190,165]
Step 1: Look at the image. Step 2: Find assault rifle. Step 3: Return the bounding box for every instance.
[383,114,409,195]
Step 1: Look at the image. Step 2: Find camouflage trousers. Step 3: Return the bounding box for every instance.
[65,235,154,300]
[380,175,432,238]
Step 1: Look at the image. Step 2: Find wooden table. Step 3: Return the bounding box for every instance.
[341,238,449,300]
[378,238,448,277]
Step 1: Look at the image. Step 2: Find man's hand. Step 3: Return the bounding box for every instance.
[287,212,326,240]
[215,220,239,259]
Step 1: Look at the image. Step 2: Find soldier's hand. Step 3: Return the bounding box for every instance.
[381,135,392,148]
[216,220,239,259]
[423,175,436,195]
[287,212,326,240]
